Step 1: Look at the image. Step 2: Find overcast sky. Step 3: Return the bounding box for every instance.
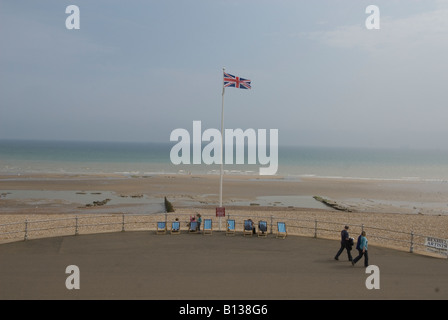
[1,0,448,149]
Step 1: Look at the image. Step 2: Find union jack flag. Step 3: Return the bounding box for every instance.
[223,72,251,89]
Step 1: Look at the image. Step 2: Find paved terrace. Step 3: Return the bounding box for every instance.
[0,231,447,300]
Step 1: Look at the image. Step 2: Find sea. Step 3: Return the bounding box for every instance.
[1,139,448,182]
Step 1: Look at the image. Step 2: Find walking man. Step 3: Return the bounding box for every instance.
[334,225,352,261]
[352,231,369,267]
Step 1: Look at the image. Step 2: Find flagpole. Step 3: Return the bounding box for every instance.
[219,67,225,231]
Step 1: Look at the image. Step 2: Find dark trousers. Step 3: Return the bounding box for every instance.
[335,242,352,261]
[353,249,369,267]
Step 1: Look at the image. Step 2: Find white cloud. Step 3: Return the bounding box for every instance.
[304,5,448,59]
[291,3,448,149]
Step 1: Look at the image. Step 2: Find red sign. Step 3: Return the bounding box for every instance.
[216,207,225,217]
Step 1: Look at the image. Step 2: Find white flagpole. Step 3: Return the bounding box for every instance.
[220,68,225,208]
[219,67,225,231]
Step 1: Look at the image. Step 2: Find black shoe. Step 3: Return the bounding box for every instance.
[351,261,355,266]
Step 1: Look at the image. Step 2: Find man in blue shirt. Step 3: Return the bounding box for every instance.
[352,231,369,267]
[334,225,353,261]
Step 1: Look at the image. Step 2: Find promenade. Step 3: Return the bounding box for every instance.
[0,231,447,300]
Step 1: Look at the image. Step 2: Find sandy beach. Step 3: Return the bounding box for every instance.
[1,173,448,255]
[2,173,448,214]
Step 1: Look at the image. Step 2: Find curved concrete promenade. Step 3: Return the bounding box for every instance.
[0,231,447,300]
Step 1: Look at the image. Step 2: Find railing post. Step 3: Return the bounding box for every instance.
[314,219,317,238]
[362,224,364,232]
[75,216,79,235]
[122,214,125,232]
[24,219,28,241]
[410,231,414,253]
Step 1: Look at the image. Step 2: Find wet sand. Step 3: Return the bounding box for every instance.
[1,173,448,215]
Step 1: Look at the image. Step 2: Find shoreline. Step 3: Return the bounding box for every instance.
[1,172,448,246]
[1,172,448,255]
[2,172,448,215]
[2,170,448,182]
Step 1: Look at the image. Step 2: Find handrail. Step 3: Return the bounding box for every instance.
[0,211,446,256]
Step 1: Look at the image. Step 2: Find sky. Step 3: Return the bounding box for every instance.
[1,0,448,149]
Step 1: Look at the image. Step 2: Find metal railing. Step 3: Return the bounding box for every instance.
[0,211,445,257]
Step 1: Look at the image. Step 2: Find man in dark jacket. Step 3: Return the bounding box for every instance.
[334,225,353,261]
